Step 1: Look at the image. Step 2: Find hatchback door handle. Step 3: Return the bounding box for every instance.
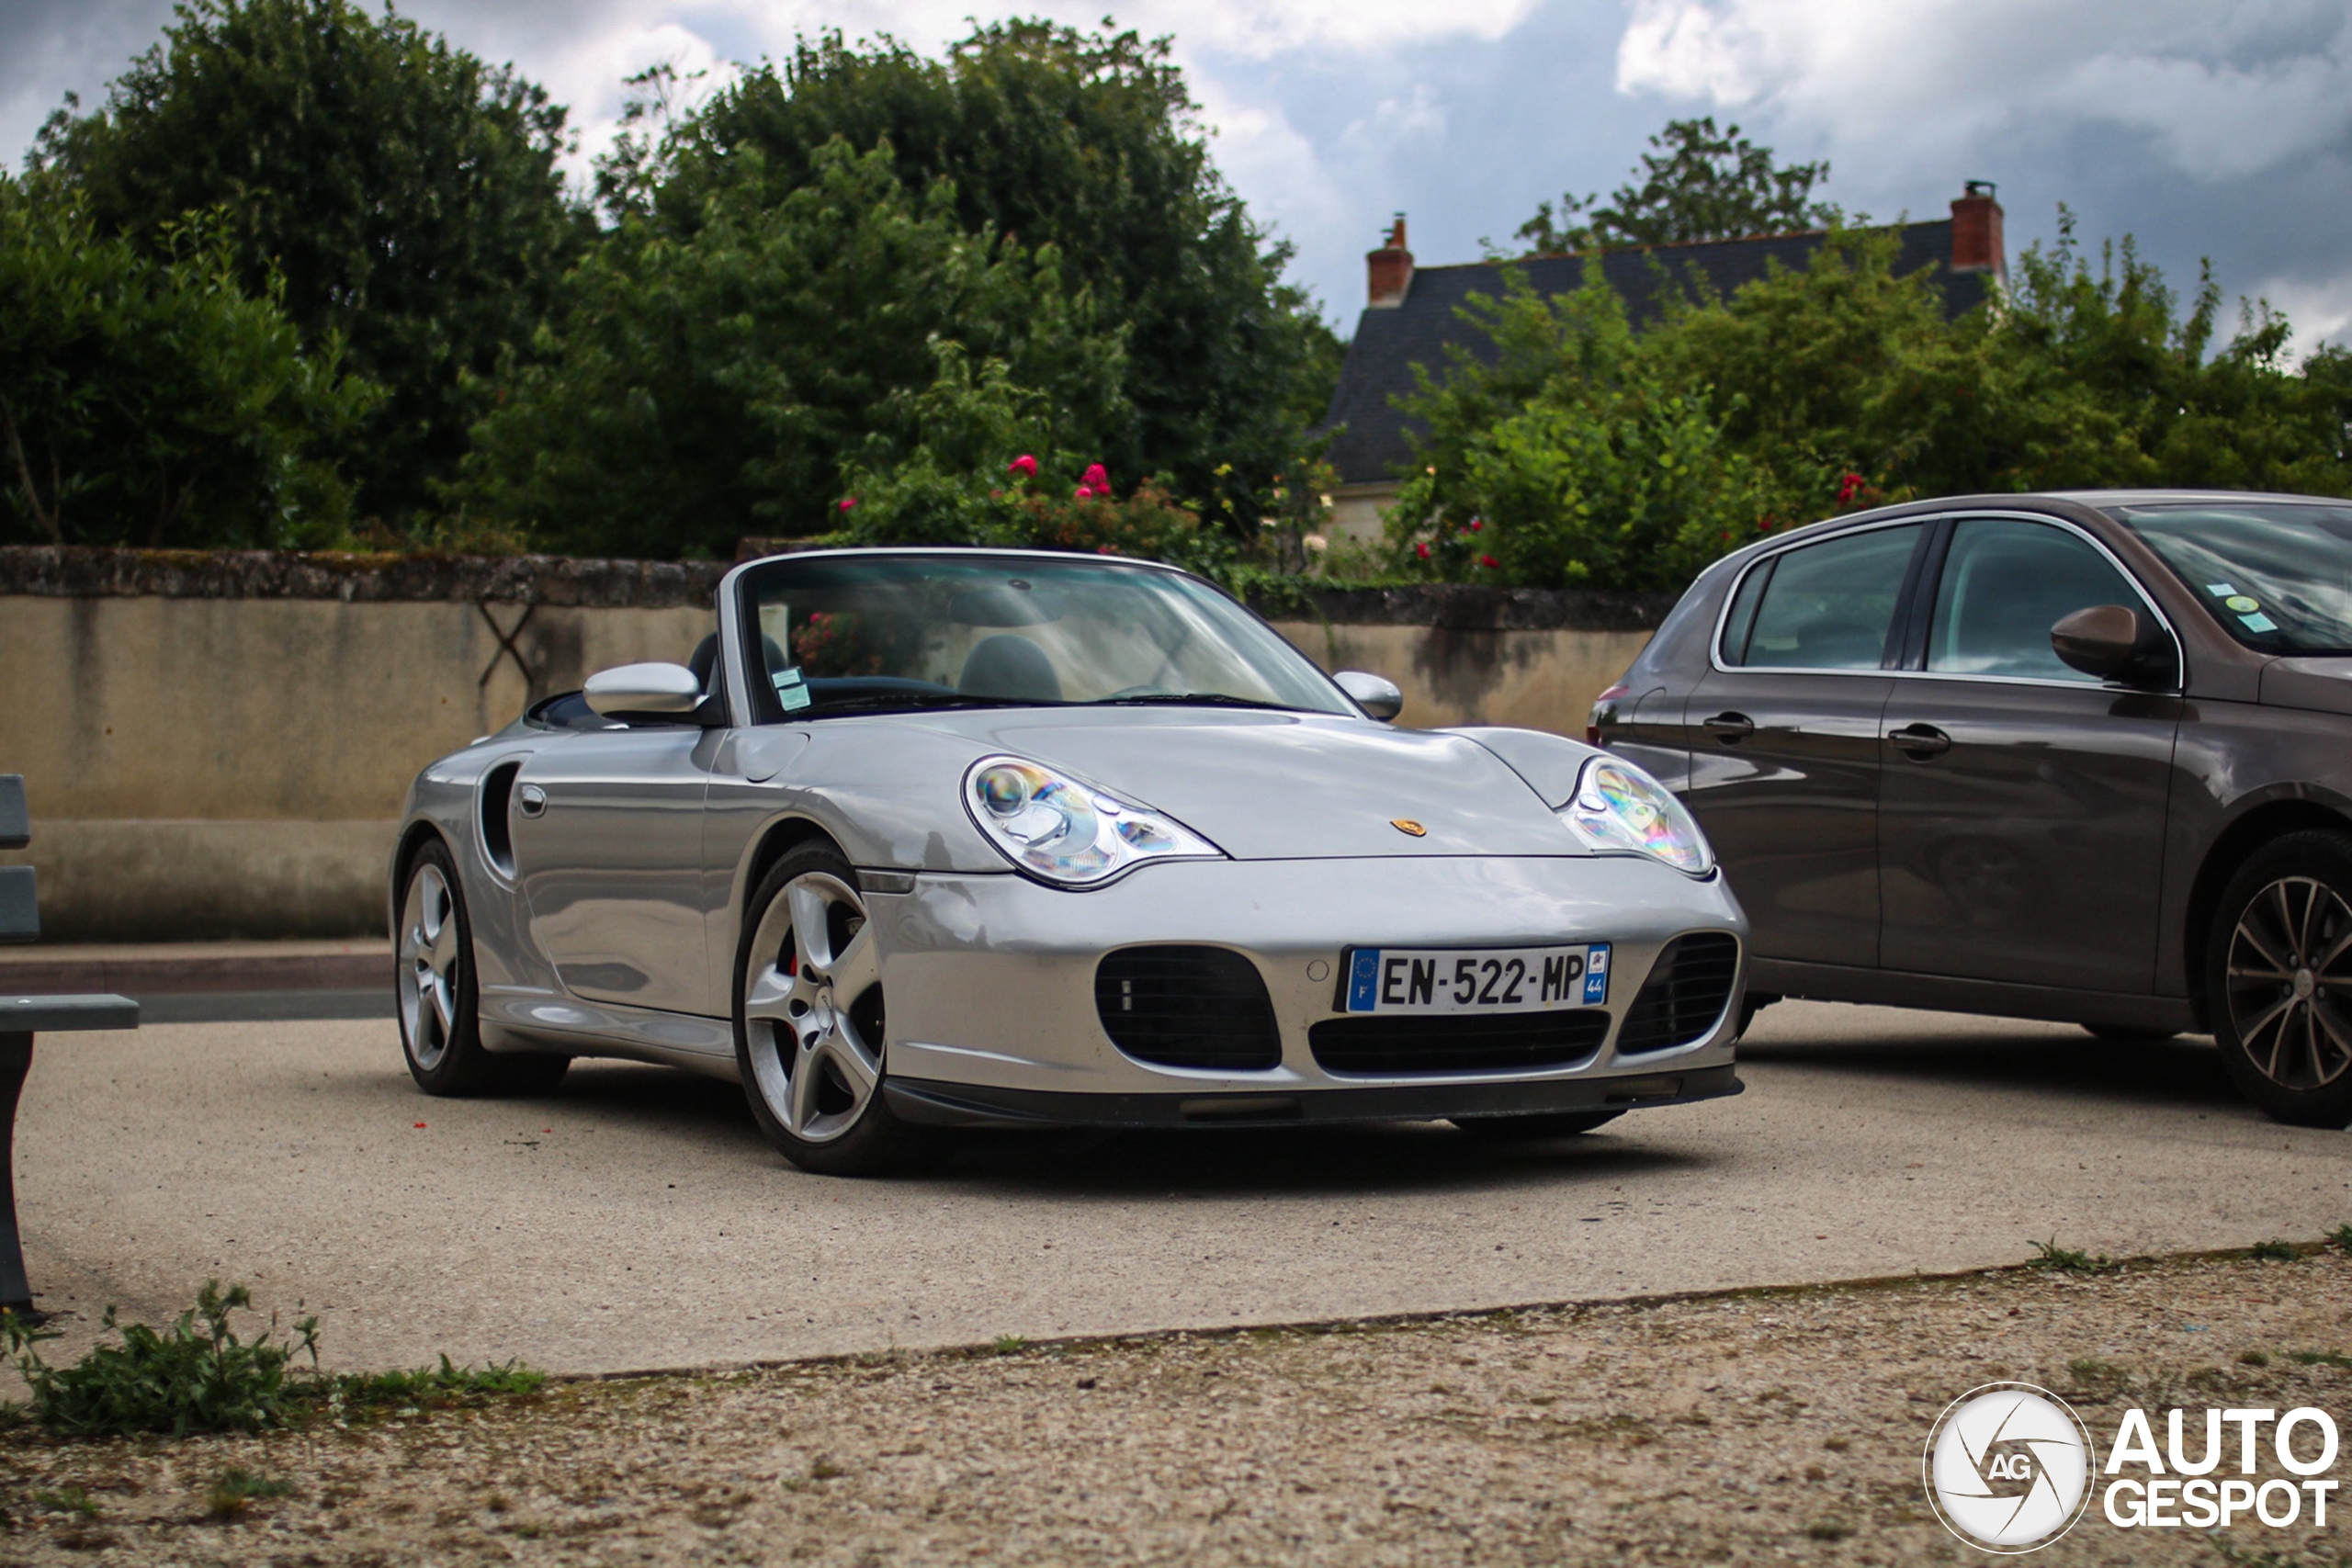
[1702,712,1755,743]
[1887,723,1951,760]
[515,784,548,818]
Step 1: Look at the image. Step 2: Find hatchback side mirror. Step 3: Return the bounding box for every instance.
[1334,670,1404,722]
[584,661,707,721]
[2051,605,2173,686]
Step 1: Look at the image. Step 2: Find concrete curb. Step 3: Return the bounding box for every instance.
[0,949,388,995]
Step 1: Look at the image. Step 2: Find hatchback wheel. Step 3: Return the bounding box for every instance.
[734,841,915,1175]
[2209,831,2352,1127]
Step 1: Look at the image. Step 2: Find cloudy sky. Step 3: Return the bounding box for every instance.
[6,0,2350,352]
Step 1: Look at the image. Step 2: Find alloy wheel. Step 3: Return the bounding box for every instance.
[399,862,461,1071]
[741,872,886,1145]
[2223,875,2352,1091]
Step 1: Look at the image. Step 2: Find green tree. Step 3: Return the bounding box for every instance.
[36,0,583,523]
[1386,265,1791,589]
[1515,117,1833,254]
[1391,216,2352,589]
[616,21,1339,531]
[453,140,1131,559]
[0,177,373,547]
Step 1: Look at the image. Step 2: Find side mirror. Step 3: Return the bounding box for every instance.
[1334,670,1404,722]
[584,661,706,720]
[2051,605,2171,686]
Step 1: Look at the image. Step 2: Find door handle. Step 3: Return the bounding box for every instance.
[515,784,548,818]
[1702,712,1755,744]
[1887,723,1951,760]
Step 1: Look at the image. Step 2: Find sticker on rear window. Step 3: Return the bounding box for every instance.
[2241,613,2278,633]
[2207,582,2237,596]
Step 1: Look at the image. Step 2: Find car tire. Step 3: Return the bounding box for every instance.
[2207,830,2352,1128]
[733,840,916,1176]
[1449,1111,1624,1140]
[397,840,570,1097]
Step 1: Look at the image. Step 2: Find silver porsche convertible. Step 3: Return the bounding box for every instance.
[390,548,1747,1172]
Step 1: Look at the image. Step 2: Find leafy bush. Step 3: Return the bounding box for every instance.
[0,1281,544,1438]
[1,1281,317,1438]
[1388,220,2352,590]
[0,179,374,548]
[453,140,1132,558]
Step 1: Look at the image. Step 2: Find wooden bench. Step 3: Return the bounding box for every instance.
[0,774,137,1317]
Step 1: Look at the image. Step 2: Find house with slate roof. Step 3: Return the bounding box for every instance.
[1317,184,2008,543]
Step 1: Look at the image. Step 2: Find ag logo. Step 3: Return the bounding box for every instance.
[1924,1382,2093,1553]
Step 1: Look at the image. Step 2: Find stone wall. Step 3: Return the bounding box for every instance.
[0,547,1668,940]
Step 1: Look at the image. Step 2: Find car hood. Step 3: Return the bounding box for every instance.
[870,707,1585,860]
[2260,657,2352,716]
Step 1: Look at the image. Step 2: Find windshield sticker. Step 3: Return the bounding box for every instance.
[2207,582,2237,596]
[780,682,812,712]
[2225,595,2261,613]
[2240,612,2279,633]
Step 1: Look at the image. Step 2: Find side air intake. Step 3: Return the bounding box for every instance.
[1094,947,1283,1070]
[1615,933,1741,1055]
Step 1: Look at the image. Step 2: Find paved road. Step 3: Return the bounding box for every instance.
[19,1003,2349,1376]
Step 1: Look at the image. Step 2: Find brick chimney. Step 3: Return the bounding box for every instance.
[1951,180,2005,280]
[1367,214,1413,309]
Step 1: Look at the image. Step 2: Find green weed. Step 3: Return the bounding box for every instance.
[204,1468,294,1521]
[2239,1350,2272,1368]
[2028,1238,2119,1274]
[31,1486,99,1518]
[0,1285,541,1439]
[2329,1223,2352,1254]
[2288,1350,2352,1369]
[2248,1239,2302,1262]
[1,1282,317,1438]
[991,1334,1028,1356]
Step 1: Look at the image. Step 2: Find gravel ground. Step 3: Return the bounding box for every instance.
[2,1248,2349,1566]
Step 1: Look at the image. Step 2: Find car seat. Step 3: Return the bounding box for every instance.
[958,635,1063,702]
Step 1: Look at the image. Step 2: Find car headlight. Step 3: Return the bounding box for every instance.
[1563,755,1713,875]
[964,755,1222,886]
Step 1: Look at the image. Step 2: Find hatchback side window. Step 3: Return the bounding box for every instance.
[1927,519,2144,682]
[1724,524,1922,670]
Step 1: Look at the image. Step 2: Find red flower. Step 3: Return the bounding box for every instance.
[1479,553,1499,570]
[1837,471,1865,505]
[1415,542,1431,559]
[838,497,857,513]
[1080,462,1111,493]
[1467,518,1484,532]
[1074,485,1094,501]
[1007,454,1039,479]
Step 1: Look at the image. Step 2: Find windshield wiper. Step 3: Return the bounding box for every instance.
[1094,692,1301,712]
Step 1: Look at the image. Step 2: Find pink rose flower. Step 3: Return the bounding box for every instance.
[1080,463,1111,492]
[838,497,857,513]
[1479,553,1499,569]
[1007,454,1039,479]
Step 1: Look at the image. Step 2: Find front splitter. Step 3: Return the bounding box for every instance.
[883,1063,1742,1129]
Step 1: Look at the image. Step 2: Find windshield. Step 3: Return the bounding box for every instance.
[734,553,1354,721]
[2110,501,2352,656]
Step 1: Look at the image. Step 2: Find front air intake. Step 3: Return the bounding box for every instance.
[1307,1010,1610,1075]
[1615,932,1741,1055]
[1095,947,1283,1070]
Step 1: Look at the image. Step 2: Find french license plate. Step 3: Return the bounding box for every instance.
[1342,944,1610,1014]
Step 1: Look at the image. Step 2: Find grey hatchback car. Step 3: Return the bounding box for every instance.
[1593,490,2352,1127]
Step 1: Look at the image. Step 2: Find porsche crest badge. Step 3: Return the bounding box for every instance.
[1390,818,1428,837]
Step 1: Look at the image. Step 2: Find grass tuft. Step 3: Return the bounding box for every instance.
[2288,1349,2352,1369]
[2239,1349,2272,1368]
[0,1286,542,1439]
[31,1486,99,1518]
[204,1468,294,1521]
[2027,1238,2119,1274]
[2248,1239,2302,1263]
[991,1334,1028,1356]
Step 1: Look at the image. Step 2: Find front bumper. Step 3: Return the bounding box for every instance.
[865,854,1747,1117]
[886,1062,1742,1128]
